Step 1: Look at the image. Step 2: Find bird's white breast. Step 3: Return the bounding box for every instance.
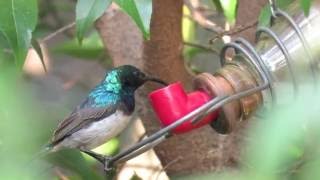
[59,110,131,150]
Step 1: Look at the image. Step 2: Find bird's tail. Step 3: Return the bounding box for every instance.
[21,144,55,179]
[28,143,53,163]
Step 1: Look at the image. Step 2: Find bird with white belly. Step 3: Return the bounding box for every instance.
[46,65,167,170]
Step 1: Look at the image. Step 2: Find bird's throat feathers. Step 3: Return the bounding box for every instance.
[103,70,122,93]
[101,69,137,95]
[87,70,135,109]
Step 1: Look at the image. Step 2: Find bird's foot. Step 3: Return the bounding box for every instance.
[79,148,114,173]
[80,148,105,163]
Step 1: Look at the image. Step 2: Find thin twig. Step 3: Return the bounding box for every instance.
[155,156,182,180]
[36,22,75,73]
[41,22,75,43]
[184,0,224,33]
[54,167,70,180]
[184,41,219,54]
[210,20,258,43]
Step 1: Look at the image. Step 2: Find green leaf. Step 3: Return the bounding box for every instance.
[183,5,196,59]
[130,172,143,180]
[258,5,272,27]
[82,138,119,163]
[76,0,112,44]
[0,0,38,69]
[114,0,152,39]
[258,0,294,27]
[219,0,238,25]
[300,0,312,16]
[244,93,320,177]
[31,38,47,73]
[211,0,223,12]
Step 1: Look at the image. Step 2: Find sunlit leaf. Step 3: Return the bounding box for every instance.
[219,0,238,25]
[76,0,112,44]
[182,6,195,43]
[82,138,119,163]
[93,138,119,155]
[300,0,312,16]
[0,0,38,69]
[183,5,196,59]
[114,0,152,39]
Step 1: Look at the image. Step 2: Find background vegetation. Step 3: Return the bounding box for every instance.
[0,0,318,179]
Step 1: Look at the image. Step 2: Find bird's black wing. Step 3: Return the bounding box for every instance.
[50,101,120,146]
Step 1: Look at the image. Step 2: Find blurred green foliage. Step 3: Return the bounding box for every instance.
[0,67,119,179]
[258,0,313,27]
[219,0,238,25]
[174,91,320,180]
[300,0,313,16]
[0,0,38,69]
[211,0,238,25]
[182,6,196,59]
[0,70,48,179]
[54,31,105,59]
[0,0,318,179]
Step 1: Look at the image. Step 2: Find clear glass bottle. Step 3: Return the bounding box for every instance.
[193,1,320,133]
[254,2,320,106]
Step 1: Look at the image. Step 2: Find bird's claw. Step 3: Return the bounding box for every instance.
[79,148,114,171]
[103,156,114,172]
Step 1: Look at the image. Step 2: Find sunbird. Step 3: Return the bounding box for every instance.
[46,65,166,169]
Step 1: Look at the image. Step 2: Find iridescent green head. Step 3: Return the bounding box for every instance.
[103,65,167,94]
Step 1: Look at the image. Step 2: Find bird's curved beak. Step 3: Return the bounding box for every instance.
[145,76,168,86]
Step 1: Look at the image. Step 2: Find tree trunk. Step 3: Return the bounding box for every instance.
[96,0,269,176]
[141,0,268,175]
[141,0,233,174]
[95,4,143,68]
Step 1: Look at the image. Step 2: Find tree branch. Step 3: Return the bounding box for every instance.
[184,0,224,33]
[209,20,258,43]
[40,22,75,43]
[184,41,219,54]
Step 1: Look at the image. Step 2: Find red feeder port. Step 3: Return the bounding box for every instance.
[148,82,220,134]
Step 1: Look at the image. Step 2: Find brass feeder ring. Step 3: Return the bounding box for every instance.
[217,64,263,119]
[193,72,241,134]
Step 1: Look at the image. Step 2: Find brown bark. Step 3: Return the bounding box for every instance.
[143,0,190,83]
[141,0,240,174]
[95,4,143,68]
